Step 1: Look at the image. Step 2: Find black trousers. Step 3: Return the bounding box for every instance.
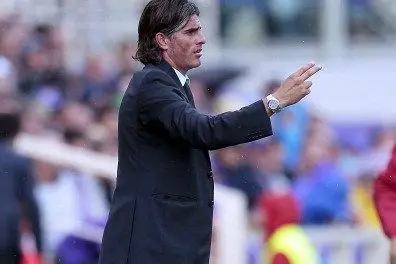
[0,248,21,264]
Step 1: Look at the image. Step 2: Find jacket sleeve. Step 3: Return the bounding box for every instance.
[379,145,396,188]
[138,71,273,150]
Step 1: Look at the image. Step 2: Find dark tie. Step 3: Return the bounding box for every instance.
[183,81,195,107]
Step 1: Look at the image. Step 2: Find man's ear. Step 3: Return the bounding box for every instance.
[155,33,169,51]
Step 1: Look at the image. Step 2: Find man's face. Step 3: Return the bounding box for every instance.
[164,15,206,74]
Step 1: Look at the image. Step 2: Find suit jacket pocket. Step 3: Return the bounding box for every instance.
[152,192,197,203]
[150,193,198,261]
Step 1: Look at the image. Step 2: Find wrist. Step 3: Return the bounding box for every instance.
[272,92,287,109]
[266,94,284,114]
[262,99,274,117]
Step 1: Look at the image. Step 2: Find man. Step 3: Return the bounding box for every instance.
[98,1,321,263]
[374,144,396,264]
[0,101,42,264]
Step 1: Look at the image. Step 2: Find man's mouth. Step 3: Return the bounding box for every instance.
[194,49,203,56]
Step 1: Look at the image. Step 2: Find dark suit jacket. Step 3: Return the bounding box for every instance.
[98,60,273,264]
[0,142,42,252]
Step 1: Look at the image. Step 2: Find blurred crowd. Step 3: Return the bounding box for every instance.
[1,7,395,264]
[0,12,135,264]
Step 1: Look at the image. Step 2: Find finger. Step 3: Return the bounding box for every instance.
[292,62,316,78]
[301,81,313,89]
[300,65,322,82]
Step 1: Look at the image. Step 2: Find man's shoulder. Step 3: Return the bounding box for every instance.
[133,64,176,89]
[135,64,167,78]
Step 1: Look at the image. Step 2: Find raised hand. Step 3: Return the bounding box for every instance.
[273,62,322,108]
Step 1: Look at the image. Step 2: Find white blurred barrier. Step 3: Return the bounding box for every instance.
[305,225,389,264]
[15,133,118,180]
[14,133,390,264]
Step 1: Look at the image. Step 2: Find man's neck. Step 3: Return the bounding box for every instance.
[163,56,187,75]
[174,66,187,76]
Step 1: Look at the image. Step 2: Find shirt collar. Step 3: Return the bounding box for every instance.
[173,68,189,86]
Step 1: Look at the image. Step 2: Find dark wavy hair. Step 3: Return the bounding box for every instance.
[134,0,200,65]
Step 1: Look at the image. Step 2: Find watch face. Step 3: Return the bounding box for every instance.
[269,99,279,110]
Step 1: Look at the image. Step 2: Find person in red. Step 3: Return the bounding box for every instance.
[258,188,319,264]
[373,144,396,264]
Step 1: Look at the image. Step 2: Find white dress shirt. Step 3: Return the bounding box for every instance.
[173,68,189,86]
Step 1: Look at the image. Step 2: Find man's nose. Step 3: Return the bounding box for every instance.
[198,31,206,45]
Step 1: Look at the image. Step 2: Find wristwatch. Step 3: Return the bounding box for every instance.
[266,94,282,114]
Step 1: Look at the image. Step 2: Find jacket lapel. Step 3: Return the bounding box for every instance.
[151,60,193,106]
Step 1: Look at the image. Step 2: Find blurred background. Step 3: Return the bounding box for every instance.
[0,0,396,263]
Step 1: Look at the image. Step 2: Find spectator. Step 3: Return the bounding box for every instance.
[248,138,292,191]
[293,139,350,224]
[0,101,42,264]
[258,188,320,264]
[216,146,261,210]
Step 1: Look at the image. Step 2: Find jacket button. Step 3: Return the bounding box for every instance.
[207,170,213,179]
[208,200,214,208]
